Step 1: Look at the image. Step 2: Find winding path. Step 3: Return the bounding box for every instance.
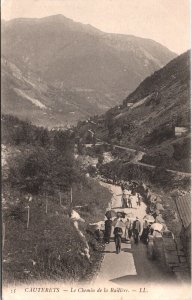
[94,183,177,286]
[94,140,191,177]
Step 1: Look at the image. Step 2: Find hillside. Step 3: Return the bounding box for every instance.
[1,57,115,127]
[77,51,190,172]
[2,14,176,120]
[114,51,190,145]
[2,114,112,283]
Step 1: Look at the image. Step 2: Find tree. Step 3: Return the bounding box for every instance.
[8,147,50,194]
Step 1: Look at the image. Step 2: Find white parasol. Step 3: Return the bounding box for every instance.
[151,223,163,232]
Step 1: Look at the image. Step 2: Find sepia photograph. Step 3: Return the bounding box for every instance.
[1,0,191,299]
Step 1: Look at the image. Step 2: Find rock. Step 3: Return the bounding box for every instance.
[179,256,187,263]
[156,199,162,204]
[156,203,164,211]
[163,239,177,251]
[174,271,191,282]
[172,265,190,272]
[162,230,174,238]
[177,250,185,256]
[156,214,166,223]
[174,238,184,251]
[165,253,179,264]
[168,262,180,267]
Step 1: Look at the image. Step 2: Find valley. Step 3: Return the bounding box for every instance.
[2,15,176,127]
[1,12,191,296]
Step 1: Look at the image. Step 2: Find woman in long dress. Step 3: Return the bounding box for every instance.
[104,216,112,243]
[140,220,149,244]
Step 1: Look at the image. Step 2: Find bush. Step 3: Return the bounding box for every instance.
[3,178,111,284]
[8,147,79,195]
[87,165,97,177]
[8,147,50,194]
[2,114,50,147]
[2,114,112,284]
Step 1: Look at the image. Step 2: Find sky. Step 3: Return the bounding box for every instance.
[1,0,191,54]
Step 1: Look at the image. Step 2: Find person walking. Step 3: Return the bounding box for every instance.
[137,194,141,206]
[104,216,112,244]
[116,186,128,208]
[113,175,117,184]
[128,220,133,239]
[136,193,139,206]
[140,220,149,244]
[132,217,141,244]
[122,191,128,208]
[113,226,123,254]
[127,195,132,208]
[125,218,131,241]
[113,215,124,254]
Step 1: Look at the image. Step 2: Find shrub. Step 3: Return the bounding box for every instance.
[87,165,97,177]
[2,114,112,284]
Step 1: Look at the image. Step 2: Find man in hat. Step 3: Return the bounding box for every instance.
[132,217,141,244]
[113,214,124,254]
[127,195,133,208]
[104,216,113,244]
[116,186,128,208]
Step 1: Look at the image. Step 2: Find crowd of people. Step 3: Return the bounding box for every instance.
[103,182,155,254]
[117,185,141,209]
[104,215,147,254]
[88,178,168,256]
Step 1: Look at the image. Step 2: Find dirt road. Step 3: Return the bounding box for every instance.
[95,183,177,286]
[94,141,191,176]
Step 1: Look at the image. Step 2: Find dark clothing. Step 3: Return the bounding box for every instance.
[127,221,133,239]
[104,219,112,243]
[125,226,133,239]
[140,227,149,244]
[128,197,132,208]
[132,220,141,244]
[133,230,139,244]
[150,202,156,213]
[113,227,123,254]
[114,235,121,254]
[128,228,132,239]
[133,220,141,232]
[137,195,141,206]
[95,229,102,241]
[122,196,128,208]
[114,227,123,235]
[113,175,117,184]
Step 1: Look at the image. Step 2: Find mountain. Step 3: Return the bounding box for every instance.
[2,14,176,119]
[79,51,190,172]
[1,57,116,128]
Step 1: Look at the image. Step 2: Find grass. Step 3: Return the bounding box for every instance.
[3,179,112,284]
[2,115,112,285]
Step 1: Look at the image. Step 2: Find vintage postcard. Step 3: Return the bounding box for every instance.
[1,1,191,299]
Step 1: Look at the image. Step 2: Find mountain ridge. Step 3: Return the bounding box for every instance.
[2,57,117,128]
[77,51,190,172]
[2,15,176,101]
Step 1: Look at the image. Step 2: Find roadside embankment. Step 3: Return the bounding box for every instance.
[98,160,191,280]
